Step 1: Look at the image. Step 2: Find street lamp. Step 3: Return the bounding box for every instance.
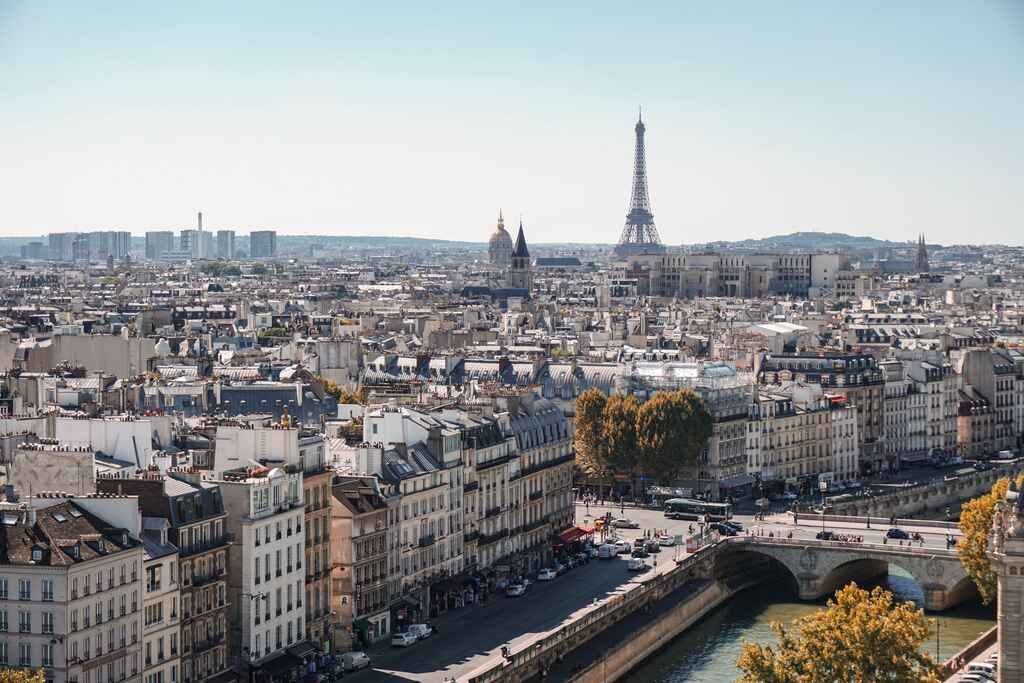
[819,480,828,534]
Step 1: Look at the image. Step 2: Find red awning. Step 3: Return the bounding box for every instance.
[558,527,586,544]
[558,526,594,544]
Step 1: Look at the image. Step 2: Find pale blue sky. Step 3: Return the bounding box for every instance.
[1,1,1021,244]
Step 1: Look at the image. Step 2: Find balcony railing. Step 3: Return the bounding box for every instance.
[528,490,544,502]
[192,633,223,654]
[179,535,232,558]
[484,506,502,519]
[418,534,435,547]
[520,452,574,478]
[478,528,508,547]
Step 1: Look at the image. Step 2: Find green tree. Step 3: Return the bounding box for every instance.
[251,263,268,275]
[574,388,607,477]
[959,475,1018,604]
[635,389,713,484]
[736,583,941,683]
[602,394,640,495]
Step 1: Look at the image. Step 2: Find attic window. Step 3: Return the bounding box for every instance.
[68,508,82,518]
[52,513,68,523]
[2,514,17,526]
[31,548,43,561]
[121,533,128,545]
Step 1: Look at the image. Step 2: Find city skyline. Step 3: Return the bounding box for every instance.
[1,2,1022,245]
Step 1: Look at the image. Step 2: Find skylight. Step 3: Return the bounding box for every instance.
[68,508,83,518]
[52,513,68,523]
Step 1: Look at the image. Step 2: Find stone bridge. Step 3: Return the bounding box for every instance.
[713,536,976,611]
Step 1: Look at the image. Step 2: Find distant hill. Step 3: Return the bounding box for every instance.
[694,231,912,252]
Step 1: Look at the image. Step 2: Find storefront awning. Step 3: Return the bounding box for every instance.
[288,641,318,660]
[558,526,591,544]
[254,652,303,677]
[720,474,756,488]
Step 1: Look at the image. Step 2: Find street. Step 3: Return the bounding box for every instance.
[344,502,961,681]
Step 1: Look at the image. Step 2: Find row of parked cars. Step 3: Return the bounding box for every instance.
[391,623,434,647]
[959,651,997,681]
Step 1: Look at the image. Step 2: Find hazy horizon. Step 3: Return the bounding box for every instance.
[2,2,1022,245]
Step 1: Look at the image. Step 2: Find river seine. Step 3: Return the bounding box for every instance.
[623,568,995,682]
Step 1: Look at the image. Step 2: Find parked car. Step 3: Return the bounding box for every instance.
[644,540,661,553]
[611,518,640,529]
[965,661,997,679]
[631,546,649,558]
[408,623,434,640]
[613,541,632,554]
[554,561,568,575]
[711,522,737,537]
[506,583,526,597]
[585,546,600,558]
[721,520,744,532]
[598,544,617,560]
[392,632,417,647]
[538,568,557,581]
[657,535,676,547]
[342,651,371,671]
[886,527,910,540]
[627,558,650,572]
[816,531,837,541]
[574,552,590,564]
[782,492,798,501]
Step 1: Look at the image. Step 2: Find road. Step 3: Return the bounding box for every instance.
[344,503,961,681]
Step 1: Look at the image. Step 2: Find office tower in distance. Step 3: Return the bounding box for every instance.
[145,231,175,260]
[217,230,236,259]
[250,230,277,258]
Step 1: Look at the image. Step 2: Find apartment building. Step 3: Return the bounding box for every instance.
[330,476,391,650]
[901,354,961,459]
[140,530,180,683]
[881,360,928,467]
[747,392,827,495]
[959,349,1019,453]
[759,352,886,476]
[503,396,574,570]
[97,472,231,683]
[0,495,145,683]
[213,419,332,650]
[216,464,309,681]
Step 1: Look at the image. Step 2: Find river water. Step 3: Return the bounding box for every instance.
[623,568,995,683]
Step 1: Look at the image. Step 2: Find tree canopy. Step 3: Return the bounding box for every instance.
[573,388,607,477]
[958,474,1019,604]
[635,389,713,484]
[323,380,368,405]
[573,388,713,486]
[601,394,639,476]
[0,670,45,683]
[736,583,941,683]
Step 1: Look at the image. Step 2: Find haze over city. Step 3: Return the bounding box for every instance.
[1,1,1022,245]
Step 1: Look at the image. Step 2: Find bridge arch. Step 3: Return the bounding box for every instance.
[713,539,975,611]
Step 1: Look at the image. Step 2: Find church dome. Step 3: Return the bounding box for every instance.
[488,211,513,267]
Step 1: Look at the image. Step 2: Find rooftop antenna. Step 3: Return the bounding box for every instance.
[198,212,203,232]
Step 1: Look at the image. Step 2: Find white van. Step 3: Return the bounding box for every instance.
[598,544,616,560]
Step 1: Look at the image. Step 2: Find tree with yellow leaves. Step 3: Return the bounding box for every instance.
[958,474,1022,604]
[0,670,45,683]
[736,583,941,683]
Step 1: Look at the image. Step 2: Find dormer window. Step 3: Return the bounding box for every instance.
[31,548,43,562]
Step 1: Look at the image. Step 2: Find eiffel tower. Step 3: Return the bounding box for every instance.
[614,110,666,258]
